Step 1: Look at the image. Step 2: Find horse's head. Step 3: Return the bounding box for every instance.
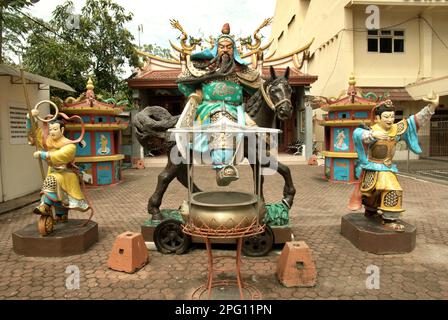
[262,66,293,121]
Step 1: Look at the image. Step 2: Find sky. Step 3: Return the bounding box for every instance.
[26,0,276,50]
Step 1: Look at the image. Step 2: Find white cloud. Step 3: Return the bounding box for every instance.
[27,0,276,49]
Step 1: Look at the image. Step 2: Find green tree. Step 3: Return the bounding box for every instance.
[0,0,34,64]
[23,0,140,99]
[80,0,139,96]
[142,43,172,59]
[24,19,91,96]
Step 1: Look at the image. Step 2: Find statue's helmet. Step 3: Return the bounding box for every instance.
[217,23,234,45]
[221,23,230,35]
[191,23,247,65]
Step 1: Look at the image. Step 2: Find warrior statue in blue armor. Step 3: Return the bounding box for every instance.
[350,94,439,232]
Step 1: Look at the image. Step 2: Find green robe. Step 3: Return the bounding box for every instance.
[178,79,247,168]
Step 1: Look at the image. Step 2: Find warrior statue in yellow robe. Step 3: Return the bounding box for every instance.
[27,109,90,228]
[351,94,439,232]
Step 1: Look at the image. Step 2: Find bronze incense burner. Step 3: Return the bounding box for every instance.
[189,191,264,229]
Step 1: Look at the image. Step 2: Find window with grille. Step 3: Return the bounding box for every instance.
[367,30,404,53]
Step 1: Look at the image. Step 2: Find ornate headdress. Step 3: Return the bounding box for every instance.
[191,23,247,65]
[217,23,234,43]
[374,99,395,115]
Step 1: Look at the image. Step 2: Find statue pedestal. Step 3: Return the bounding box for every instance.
[12,219,98,257]
[341,213,416,254]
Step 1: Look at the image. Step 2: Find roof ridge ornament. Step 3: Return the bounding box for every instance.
[169,18,274,67]
[348,73,356,103]
[169,19,202,56]
[239,17,272,52]
[86,77,94,91]
[348,73,356,86]
[86,77,95,101]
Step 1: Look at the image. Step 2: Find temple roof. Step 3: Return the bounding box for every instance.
[127,66,317,89]
[358,87,413,101]
[61,78,125,115]
[263,67,317,86]
[128,36,318,90]
[320,74,378,111]
[264,38,314,62]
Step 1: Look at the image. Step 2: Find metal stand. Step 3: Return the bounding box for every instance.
[183,221,264,300]
[169,125,280,300]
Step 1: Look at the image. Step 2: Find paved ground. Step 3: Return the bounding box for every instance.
[0,192,39,215]
[396,159,448,182]
[1,164,447,300]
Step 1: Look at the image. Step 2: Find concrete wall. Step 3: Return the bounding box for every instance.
[270,0,355,98]
[353,6,421,87]
[0,77,49,202]
[431,11,448,78]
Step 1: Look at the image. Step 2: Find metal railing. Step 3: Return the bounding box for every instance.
[395,120,448,182]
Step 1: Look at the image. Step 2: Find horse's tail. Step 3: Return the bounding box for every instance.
[133,106,180,149]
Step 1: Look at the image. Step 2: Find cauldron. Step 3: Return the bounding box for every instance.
[189,191,263,229]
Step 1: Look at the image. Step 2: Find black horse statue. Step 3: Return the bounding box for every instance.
[133,66,296,222]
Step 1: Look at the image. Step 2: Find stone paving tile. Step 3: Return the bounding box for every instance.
[0,165,447,300]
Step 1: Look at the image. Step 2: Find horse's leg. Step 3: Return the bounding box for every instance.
[244,138,295,207]
[147,154,179,221]
[250,163,265,201]
[275,161,296,208]
[255,161,295,208]
[176,163,202,193]
[243,138,264,201]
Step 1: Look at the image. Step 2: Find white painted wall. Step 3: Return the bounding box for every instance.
[0,77,49,201]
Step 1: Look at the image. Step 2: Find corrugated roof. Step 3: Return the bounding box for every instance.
[0,64,75,92]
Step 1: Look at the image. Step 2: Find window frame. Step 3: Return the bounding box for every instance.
[367,29,405,54]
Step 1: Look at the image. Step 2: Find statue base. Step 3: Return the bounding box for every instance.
[12,219,98,257]
[341,213,416,254]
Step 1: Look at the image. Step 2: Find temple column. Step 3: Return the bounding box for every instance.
[304,87,313,159]
[295,87,303,141]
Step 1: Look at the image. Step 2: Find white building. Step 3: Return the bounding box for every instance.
[0,64,74,202]
[269,0,448,158]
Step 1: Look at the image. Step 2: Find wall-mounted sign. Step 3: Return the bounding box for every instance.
[9,106,28,145]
